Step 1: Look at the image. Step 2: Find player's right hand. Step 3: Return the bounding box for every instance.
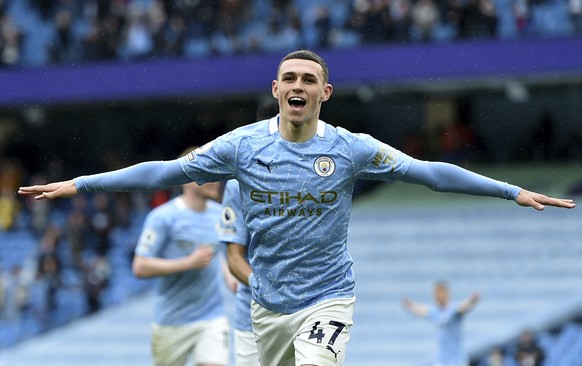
[189,245,214,269]
[18,180,78,200]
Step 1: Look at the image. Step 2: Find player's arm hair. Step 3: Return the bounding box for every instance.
[75,160,190,192]
[226,243,252,286]
[401,160,521,200]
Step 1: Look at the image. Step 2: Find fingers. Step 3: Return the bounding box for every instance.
[18,181,78,200]
[517,190,575,210]
[18,186,49,200]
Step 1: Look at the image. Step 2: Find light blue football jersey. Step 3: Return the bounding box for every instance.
[218,179,253,332]
[135,196,225,325]
[179,116,413,313]
[428,303,466,365]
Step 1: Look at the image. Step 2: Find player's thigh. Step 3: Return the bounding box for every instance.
[234,329,260,366]
[294,297,355,366]
[251,301,295,366]
[151,323,196,366]
[191,316,230,366]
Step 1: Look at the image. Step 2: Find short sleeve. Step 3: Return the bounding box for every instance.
[218,180,248,246]
[135,209,169,258]
[348,131,413,182]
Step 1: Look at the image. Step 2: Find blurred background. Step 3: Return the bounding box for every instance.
[0,0,581,365]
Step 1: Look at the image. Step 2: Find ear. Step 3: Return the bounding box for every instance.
[272,80,279,98]
[321,83,333,102]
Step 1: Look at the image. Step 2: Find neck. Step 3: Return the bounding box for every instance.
[278,117,318,143]
[180,192,206,212]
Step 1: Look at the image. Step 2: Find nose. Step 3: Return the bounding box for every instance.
[292,79,304,91]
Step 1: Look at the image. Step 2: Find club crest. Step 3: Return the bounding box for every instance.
[314,156,335,177]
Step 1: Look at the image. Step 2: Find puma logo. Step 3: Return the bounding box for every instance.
[256,159,273,173]
[326,345,341,361]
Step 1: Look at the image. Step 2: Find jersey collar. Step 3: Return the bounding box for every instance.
[269,115,326,137]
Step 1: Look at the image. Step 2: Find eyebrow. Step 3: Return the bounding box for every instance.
[281,71,319,79]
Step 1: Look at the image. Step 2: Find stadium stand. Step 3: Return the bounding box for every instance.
[1,0,581,68]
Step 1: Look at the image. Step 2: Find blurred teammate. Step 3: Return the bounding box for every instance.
[402,282,480,366]
[218,102,278,366]
[220,179,258,366]
[19,50,575,366]
[132,147,233,366]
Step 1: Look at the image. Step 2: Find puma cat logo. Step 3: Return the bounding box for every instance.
[326,345,341,361]
[256,159,273,173]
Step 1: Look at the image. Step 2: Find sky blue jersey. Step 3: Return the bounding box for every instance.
[428,303,466,365]
[135,197,225,325]
[178,117,413,313]
[218,179,253,331]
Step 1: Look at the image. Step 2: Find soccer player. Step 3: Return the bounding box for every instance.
[402,282,480,366]
[132,148,233,366]
[19,50,575,366]
[219,179,259,366]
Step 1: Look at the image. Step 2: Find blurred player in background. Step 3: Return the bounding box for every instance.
[218,101,278,366]
[220,179,257,366]
[19,50,575,366]
[132,147,236,366]
[402,282,480,366]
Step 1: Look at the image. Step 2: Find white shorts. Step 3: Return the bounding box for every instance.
[234,329,260,366]
[251,297,355,366]
[151,316,229,366]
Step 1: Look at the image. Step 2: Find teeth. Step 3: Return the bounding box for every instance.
[290,97,304,102]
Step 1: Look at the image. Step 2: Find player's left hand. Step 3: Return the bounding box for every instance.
[516,189,576,211]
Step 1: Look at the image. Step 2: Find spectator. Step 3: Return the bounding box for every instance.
[119,2,154,60]
[82,11,123,61]
[88,192,113,256]
[458,0,497,39]
[50,8,77,64]
[390,0,413,42]
[35,252,62,325]
[411,0,441,41]
[82,255,110,314]
[349,0,397,44]
[261,0,303,53]
[569,0,582,33]
[486,346,504,366]
[0,156,24,230]
[513,0,531,36]
[515,329,545,366]
[0,13,22,67]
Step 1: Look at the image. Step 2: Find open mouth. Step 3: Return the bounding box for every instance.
[288,97,306,110]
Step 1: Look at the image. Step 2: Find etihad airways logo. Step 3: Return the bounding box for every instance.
[251,190,339,217]
[250,190,337,205]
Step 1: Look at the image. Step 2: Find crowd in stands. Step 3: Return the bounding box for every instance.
[0,152,160,347]
[0,0,581,68]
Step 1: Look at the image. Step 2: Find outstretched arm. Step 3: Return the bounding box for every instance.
[402,160,575,211]
[457,292,480,315]
[402,298,429,318]
[18,160,190,200]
